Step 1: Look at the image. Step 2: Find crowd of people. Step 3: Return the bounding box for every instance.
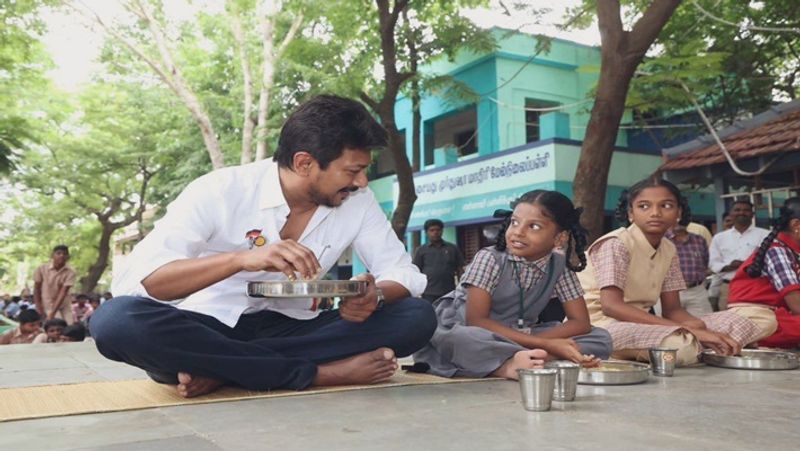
[0,245,113,345]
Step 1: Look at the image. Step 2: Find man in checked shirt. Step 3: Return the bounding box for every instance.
[663,223,713,317]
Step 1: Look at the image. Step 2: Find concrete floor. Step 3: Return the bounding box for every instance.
[0,342,797,451]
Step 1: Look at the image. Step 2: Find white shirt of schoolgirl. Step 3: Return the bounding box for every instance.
[112,158,427,328]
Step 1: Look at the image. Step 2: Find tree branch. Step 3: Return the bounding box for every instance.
[276,11,304,59]
[628,0,682,57]
[359,91,379,113]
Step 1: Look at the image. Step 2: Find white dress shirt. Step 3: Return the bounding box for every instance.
[708,224,770,282]
[112,159,427,327]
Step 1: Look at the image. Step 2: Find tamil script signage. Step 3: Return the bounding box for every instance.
[394,144,557,227]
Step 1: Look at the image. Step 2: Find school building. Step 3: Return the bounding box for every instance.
[356,28,712,272]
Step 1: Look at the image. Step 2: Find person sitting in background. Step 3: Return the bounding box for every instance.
[687,222,712,247]
[101,291,113,304]
[33,318,68,344]
[0,309,43,345]
[727,198,800,348]
[662,224,712,317]
[709,201,769,311]
[71,294,94,324]
[3,296,21,320]
[59,323,86,342]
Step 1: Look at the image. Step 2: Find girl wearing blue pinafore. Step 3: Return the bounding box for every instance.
[413,190,612,379]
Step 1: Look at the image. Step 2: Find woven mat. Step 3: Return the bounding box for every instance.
[0,371,495,422]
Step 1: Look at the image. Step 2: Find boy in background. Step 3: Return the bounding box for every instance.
[0,310,43,345]
[33,318,68,344]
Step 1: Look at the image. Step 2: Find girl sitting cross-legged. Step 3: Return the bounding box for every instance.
[578,177,766,366]
[413,190,613,380]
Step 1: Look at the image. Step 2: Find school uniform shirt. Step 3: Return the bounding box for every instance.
[113,158,427,328]
[579,224,685,327]
[33,263,76,310]
[666,231,709,287]
[463,249,584,302]
[709,225,770,282]
[729,232,800,308]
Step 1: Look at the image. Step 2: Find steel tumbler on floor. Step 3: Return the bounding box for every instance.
[517,368,557,411]
[545,360,581,401]
[648,348,678,377]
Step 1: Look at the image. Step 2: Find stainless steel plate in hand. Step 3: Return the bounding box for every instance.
[246,280,368,298]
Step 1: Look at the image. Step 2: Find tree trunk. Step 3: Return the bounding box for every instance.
[255,0,278,161]
[372,0,415,239]
[572,0,681,241]
[81,222,114,293]
[230,7,255,164]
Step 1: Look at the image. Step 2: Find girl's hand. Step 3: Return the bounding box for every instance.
[690,328,740,356]
[543,338,583,363]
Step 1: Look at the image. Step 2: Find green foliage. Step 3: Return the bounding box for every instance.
[0,0,56,173]
[568,0,800,127]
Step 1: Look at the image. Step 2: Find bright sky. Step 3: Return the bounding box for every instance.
[41,0,599,92]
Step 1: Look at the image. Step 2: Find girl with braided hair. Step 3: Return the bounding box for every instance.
[577,176,765,366]
[413,190,612,379]
[727,198,800,348]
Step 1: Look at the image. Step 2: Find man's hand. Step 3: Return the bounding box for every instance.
[46,309,55,321]
[339,273,378,323]
[238,239,321,279]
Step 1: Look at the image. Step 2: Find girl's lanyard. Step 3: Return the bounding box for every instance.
[510,261,532,334]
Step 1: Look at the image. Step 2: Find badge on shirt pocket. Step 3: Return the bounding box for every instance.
[245,229,267,249]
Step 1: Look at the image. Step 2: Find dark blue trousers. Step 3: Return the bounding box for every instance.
[90,296,436,390]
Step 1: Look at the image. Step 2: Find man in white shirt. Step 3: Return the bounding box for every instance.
[708,200,769,311]
[91,96,435,397]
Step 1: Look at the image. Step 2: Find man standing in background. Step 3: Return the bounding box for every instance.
[413,219,464,302]
[709,201,769,311]
[33,245,76,324]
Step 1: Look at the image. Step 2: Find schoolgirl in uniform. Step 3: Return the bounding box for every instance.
[727,198,800,347]
[414,190,613,380]
[578,177,764,365]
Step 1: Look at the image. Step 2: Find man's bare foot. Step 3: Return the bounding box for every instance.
[314,348,398,386]
[176,372,224,398]
[492,349,548,380]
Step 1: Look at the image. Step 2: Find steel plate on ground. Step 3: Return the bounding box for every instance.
[701,349,799,370]
[578,361,650,385]
[246,280,368,298]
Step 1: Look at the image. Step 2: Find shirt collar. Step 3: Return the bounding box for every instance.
[258,161,288,210]
[509,253,551,272]
[628,223,660,258]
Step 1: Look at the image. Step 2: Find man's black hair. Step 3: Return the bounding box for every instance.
[52,244,69,254]
[731,199,754,209]
[17,309,41,324]
[424,219,444,231]
[273,95,387,170]
[75,293,90,301]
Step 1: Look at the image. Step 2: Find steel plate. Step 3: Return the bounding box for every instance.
[702,349,799,370]
[578,361,650,385]
[246,280,368,298]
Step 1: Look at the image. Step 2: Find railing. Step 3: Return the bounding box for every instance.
[720,185,800,219]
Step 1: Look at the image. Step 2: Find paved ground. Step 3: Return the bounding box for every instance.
[0,341,797,451]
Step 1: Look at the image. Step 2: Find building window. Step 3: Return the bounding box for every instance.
[425,106,478,166]
[525,99,560,143]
